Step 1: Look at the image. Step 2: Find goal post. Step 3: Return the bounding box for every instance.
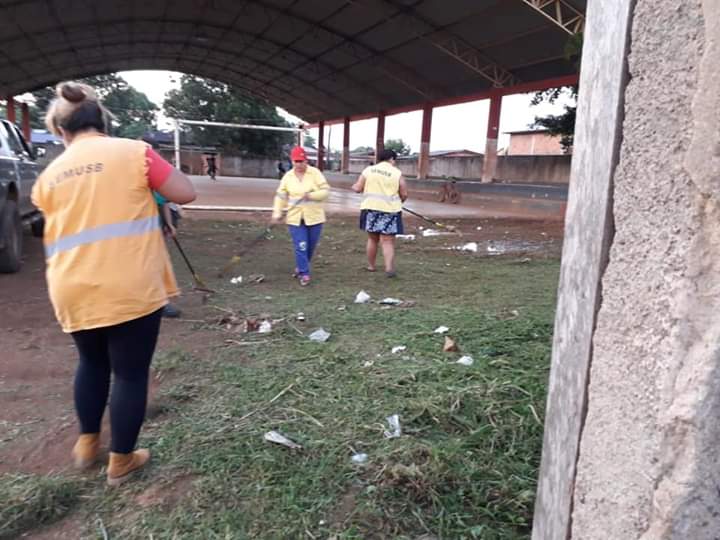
[171,118,305,170]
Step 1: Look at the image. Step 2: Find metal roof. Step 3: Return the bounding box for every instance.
[0,0,584,123]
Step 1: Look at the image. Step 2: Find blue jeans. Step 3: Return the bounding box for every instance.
[288,221,323,277]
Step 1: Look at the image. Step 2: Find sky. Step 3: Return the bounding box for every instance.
[119,70,574,154]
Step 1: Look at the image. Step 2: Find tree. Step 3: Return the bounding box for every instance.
[531,33,582,152]
[384,138,411,156]
[163,75,294,157]
[303,134,316,148]
[28,74,158,138]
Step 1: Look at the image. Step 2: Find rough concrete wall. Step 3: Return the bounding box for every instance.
[571,1,720,538]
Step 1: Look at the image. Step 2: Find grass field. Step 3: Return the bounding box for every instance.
[0,217,561,539]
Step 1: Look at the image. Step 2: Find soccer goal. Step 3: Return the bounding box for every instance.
[170,118,304,172]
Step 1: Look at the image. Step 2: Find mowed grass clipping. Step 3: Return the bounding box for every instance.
[6,217,562,539]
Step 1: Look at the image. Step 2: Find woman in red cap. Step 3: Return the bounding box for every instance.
[271,146,330,286]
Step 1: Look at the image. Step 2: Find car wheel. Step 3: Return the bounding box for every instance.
[31,215,45,238]
[0,200,23,273]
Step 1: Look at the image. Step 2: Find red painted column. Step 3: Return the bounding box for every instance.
[317,121,325,171]
[481,92,503,183]
[21,102,30,141]
[418,103,433,179]
[6,96,16,124]
[341,116,350,174]
[375,111,386,160]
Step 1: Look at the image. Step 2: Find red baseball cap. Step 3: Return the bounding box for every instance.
[291,146,307,161]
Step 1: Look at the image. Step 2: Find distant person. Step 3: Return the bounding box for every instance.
[271,146,330,286]
[32,81,196,486]
[439,179,461,204]
[351,149,408,277]
[277,161,286,179]
[206,154,217,180]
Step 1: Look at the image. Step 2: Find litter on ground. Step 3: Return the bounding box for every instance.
[230,275,243,284]
[459,242,478,252]
[380,297,402,305]
[354,290,371,304]
[264,430,302,450]
[396,234,416,241]
[383,414,402,438]
[351,453,368,464]
[296,312,306,321]
[443,336,459,352]
[308,328,331,342]
[391,345,407,354]
[422,229,454,237]
[434,326,450,334]
[258,320,272,333]
[456,355,474,366]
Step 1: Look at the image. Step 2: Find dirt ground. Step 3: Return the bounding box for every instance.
[0,180,564,489]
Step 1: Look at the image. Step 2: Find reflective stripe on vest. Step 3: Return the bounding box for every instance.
[45,216,161,258]
[363,193,401,204]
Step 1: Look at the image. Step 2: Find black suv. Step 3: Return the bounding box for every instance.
[0,120,43,273]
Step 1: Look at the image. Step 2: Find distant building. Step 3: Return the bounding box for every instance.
[505,129,568,156]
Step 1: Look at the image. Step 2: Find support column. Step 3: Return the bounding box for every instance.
[481,92,502,183]
[297,125,303,147]
[6,96,16,124]
[418,104,433,179]
[317,121,325,171]
[341,117,350,174]
[375,111,385,160]
[21,103,30,141]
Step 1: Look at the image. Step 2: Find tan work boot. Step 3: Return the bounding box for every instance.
[72,433,100,470]
[106,449,151,486]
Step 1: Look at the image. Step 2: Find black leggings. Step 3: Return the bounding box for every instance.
[70,309,162,454]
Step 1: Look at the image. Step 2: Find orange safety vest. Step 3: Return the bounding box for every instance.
[32,133,178,333]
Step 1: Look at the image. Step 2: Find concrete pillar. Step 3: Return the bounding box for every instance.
[20,102,30,141]
[341,117,350,174]
[6,96,16,124]
[481,92,502,183]
[297,125,303,147]
[317,121,325,171]
[535,1,720,539]
[418,104,433,180]
[375,111,385,160]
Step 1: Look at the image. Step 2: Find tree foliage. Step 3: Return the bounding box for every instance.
[384,138,411,156]
[29,74,158,139]
[530,33,583,152]
[163,75,294,157]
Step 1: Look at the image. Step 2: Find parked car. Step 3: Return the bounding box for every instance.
[0,120,43,273]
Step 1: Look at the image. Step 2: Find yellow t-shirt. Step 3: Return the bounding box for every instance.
[31,133,178,333]
[272,166,330,226]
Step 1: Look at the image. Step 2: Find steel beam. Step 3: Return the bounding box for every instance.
[373,0,517,88]
[520,0,585,35]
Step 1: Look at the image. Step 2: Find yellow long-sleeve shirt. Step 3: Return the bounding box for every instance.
[272,166,330,226]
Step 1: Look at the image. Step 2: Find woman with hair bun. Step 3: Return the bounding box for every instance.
[32,81,196,486]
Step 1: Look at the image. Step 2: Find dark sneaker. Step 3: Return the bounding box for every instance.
[162,304,182,318]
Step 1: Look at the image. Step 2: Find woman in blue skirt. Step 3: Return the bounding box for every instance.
[351,149,408,277]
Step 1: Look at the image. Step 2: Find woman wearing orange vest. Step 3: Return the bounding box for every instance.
[351,149,408,277]
[31,82,196,486]
[271,146,330,286]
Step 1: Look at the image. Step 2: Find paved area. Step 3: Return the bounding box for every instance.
[187,175,566,221]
